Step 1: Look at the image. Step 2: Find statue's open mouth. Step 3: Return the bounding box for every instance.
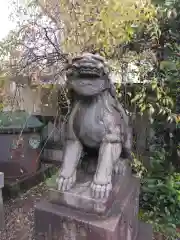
[68,66,104,79]
[79,66,100,74]
[78,73,98,79]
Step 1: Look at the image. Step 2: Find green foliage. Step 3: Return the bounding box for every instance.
[46,171,58,188]
[60,0,156,56]
[131,152,147,177]
[136,115,180,239]
[139,139,180,239]
[113,0,180,123]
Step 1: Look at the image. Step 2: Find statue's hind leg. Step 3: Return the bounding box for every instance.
[114,149,131,176]
[91,141,122,199]
[114,127,132,176]
[114,157,130,176]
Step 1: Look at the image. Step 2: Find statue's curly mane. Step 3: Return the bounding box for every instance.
[66,52,130,128]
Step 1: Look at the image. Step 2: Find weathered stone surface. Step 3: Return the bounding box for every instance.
[57,53,133,199]
[34,176,142,240]
[35,200,126,240]
[49,168,133,216]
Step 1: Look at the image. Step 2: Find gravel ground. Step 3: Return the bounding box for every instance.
[0,182,49,240]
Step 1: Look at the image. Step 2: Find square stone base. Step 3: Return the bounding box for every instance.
[49,172,134,217]
[34,200,152,240]
[34,172,152,240]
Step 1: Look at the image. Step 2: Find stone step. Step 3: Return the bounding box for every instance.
[137,222,153,240]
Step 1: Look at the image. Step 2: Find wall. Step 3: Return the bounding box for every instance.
[3,81,59,117]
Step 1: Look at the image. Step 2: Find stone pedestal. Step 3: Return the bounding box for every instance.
[34,170,152,240]
[0,172,4,230]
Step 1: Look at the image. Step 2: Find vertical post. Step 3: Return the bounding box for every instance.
[0,172,4,230]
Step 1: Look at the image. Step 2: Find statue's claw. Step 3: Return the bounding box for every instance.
[56,171,76,191]
[91,182,112,199]
[114,159,128,176]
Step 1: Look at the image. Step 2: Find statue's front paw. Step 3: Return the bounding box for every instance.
[91,182,112,199]
[56,171,76,191]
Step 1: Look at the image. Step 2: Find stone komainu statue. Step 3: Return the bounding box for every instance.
[57,53,132,199]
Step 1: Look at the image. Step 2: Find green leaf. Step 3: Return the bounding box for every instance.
[160,61,177,71]
[151,81,157,90]
[131,94,141,103]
